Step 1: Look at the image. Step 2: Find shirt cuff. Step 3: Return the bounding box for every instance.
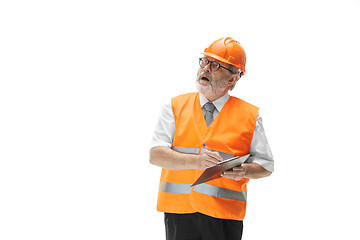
[246,156,274,172]
[150,139,172,149]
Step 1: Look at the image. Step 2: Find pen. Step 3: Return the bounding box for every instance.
[203,144,212,152]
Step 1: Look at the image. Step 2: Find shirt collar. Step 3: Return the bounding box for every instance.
[199,92,229,112]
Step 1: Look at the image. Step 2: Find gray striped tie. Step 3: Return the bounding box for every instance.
[204,102,215,127]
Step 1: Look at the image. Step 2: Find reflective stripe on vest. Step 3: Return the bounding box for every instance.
[193,183,247,202]
[159,182,192,194]
[159,182,246,202]
[172,146,199,154]
[172,146,236,161]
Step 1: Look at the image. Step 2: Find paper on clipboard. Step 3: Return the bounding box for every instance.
[191,154,250,187]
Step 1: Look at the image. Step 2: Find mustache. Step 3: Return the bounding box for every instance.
[198,72,212,82]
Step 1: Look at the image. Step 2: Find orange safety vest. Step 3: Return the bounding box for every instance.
[157,92,259,220]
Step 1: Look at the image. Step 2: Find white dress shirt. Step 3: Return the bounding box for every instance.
[151,93,274,172]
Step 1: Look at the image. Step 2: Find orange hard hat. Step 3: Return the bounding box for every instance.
[201,37,246,75]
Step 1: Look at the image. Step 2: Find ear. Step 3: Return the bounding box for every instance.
[227,74,240,87]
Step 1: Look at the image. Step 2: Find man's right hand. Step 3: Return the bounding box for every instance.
[196,151,223,170]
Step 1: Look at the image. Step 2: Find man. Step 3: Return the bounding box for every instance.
[149,37,274,240]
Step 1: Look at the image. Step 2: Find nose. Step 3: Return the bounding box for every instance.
[203,62,211,73]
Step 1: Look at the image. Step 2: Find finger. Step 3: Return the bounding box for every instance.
[202,161,217,169]
[206,163,215,168]
[206,158,221,165]
[221,172,235,179]
[222,171,236,175]
[202,153,221,164]
[222,169,245,176]
[221,171,243,181]
[232,166,245,171]
[202,161,216,169]
[205,151,223,161]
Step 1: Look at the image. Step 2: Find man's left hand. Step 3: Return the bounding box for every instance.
[221,165,246,181]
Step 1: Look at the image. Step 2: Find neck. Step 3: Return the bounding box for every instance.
[202,91,228,102]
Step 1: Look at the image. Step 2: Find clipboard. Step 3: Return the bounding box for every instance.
[191,154,250,187]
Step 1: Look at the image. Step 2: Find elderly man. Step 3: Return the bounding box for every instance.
[150,37,274,240]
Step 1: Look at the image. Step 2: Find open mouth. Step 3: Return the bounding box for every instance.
[201,76,210,82]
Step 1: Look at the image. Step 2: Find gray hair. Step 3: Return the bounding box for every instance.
[228,65,242,91]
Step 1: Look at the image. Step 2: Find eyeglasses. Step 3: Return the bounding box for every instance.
[199,57,235,74]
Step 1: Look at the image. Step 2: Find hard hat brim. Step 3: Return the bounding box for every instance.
[201,52,246,75]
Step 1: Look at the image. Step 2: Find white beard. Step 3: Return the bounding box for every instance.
[195,74,228,99]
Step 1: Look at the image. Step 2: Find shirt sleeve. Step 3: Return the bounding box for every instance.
[150,100,175,149]
[246,114,274,172]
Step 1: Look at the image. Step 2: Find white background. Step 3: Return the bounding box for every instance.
[1,0,360,239]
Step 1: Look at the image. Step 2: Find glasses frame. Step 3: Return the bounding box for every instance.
[199,57,236,74]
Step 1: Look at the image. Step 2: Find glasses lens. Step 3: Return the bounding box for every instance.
[199,58,208,68]
[210,61,220,72]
